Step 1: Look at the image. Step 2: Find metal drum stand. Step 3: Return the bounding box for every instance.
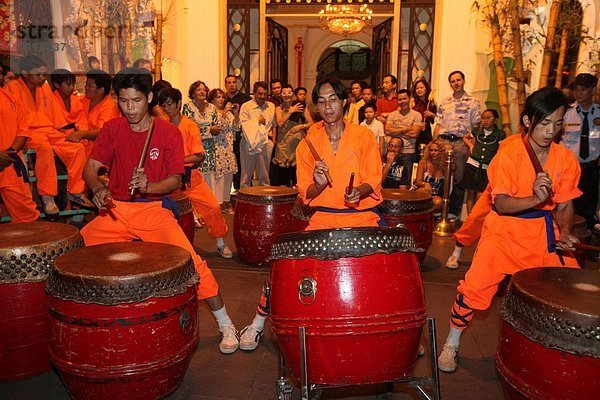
[275,318,441,400]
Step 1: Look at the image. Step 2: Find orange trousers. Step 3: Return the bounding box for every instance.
[0,184,39,223]
[453,186,492,247]
[80,200,219,300]
[181,170,228,239]
[27,129,87,196]
[450,213,579,330]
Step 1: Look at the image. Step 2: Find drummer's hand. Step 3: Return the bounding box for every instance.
[129,167,149,193]
[344,187,361,204]
[313,160,329,188]
[533,171,552,203]
[555,233,579,252]
[92,186,113,210]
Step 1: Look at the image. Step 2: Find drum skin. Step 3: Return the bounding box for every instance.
[379,189,434,264]
[233,186,298,266]
[496,268,600,400]
[269,228,426,385]
[172,192,195,244]
[0,222,82,381]
[46,242,199,400]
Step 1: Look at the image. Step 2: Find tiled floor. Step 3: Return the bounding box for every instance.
[1,214,597,400]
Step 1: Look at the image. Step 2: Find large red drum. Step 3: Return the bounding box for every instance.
[46,242,199,400]
[496,267,600,400]
[379,188,434,264]
[269,227,426,385]
[172,191,195,244]
[233,186,297,266]
[0,222,82,381]
[289,195,315,232]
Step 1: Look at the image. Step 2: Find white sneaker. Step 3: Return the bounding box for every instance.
[239,325,264,351]
[438,344,459,372]
[446,255,459,269]
[217,245,233,259]
[219,324,239,354]
[42,196,59,215]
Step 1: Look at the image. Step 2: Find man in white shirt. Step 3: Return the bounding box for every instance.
[239,81,275,188]
[434,70,481,220]
[385,89,423,185]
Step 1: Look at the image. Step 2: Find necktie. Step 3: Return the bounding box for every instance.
[580,111,589,160]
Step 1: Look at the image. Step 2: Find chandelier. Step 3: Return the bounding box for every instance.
[319,4,373,36]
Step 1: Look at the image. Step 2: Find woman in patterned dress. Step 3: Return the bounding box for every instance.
[182,81,220,194]
[208,88,239,214]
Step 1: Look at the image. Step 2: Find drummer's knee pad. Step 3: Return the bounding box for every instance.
[450,294,474,329]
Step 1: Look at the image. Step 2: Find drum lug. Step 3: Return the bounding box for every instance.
[276,377,293,400]
[179,309,193,336]
[298,277,317,305]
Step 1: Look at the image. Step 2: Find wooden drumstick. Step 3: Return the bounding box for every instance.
[346,172,355,196]
[130,118,155,197]
[305,136,333,187]
[522,134,554,198]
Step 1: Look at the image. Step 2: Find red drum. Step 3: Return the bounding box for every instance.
[0,222,82,381]
[289,195,315,232]
[379,189,434,264]
[172,191,195,244]
[47,242,199,400]
[233,186,298,266]
[496,267,600,400]
[269,227,426,385]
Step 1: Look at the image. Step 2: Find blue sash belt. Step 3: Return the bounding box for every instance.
[492,206,555,253]
[6,149,29,183]
[315,206,388,227]
[133,197,180,219]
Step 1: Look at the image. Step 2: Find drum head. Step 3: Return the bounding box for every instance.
[382,188,432,202]
[47,242,197,305]
[1,222,83,284]
[269,226,421,261]
[237,186,299,204]
[238,186,298,197]
[502,267,600,357]
[0,222,79,250]
[380,189,434,216]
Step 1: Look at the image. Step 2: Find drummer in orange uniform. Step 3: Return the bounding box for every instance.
[296,77,384,229]
[159,87,233,258]
[3,55,92,215]
[445,127,525,269]
[49,69,90,155]
[65,70,120,156]
[239,77,385,353]
[438,86,582,373]
[0,89,39,222]
[80,68,240,354]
